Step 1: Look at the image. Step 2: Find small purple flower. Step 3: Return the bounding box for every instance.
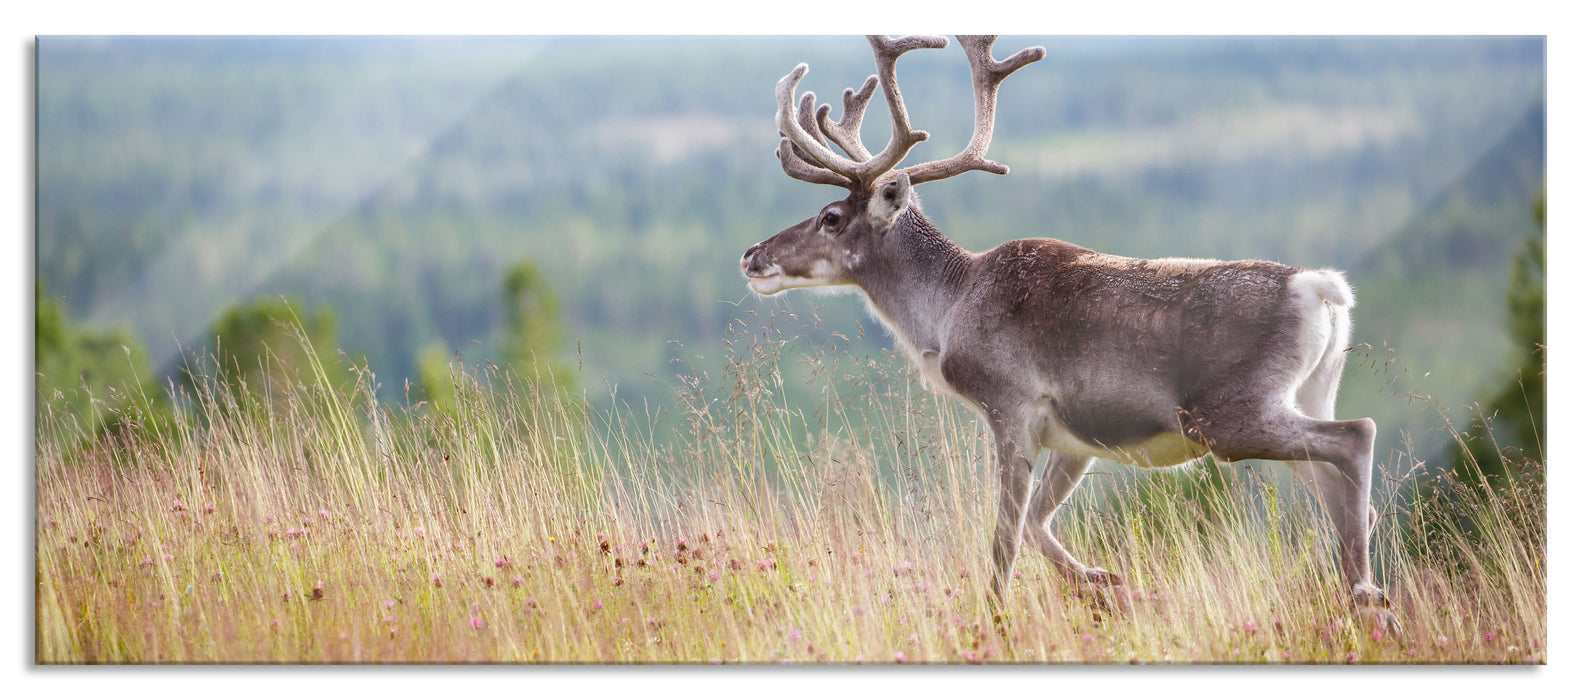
[1370,628,1385,643]
[1345,652,1359,664]
[592,600,604,611]
[1483,632,1497,643]
[470,616,485,630]
[708,569,721,582]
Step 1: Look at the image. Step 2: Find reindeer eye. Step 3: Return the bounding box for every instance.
[820,211,840,227]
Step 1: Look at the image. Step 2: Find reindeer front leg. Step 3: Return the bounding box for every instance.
[988,425,1037,604]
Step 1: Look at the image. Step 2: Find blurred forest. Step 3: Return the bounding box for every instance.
[35,36,1545,467]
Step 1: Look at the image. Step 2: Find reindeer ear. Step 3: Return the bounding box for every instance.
[868,172,912,231]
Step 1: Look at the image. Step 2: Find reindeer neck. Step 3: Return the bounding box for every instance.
[855,207,973,357]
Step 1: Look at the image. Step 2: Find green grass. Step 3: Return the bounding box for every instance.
[33,323,1545,664]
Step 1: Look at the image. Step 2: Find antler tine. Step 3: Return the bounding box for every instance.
[794,91,829,157]
[817,75,879,161]
[776,138,855,188]
[901,35,1046,186]
[775,64,864,180]
[849,34,949,185]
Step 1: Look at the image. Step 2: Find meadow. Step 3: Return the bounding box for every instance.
[34,319,1545,664]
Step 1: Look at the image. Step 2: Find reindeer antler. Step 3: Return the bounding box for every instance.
[900,36,1046,185]
[774,35,1044,193]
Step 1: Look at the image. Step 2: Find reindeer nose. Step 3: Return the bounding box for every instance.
[741,243,762,274]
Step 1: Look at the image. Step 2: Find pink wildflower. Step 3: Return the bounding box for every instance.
[894,651,907,664]
[592,600,604,611]
[384,600,396,610]
[471,616,485,630]
[1243,620,1258,635]
[511,575,524,587]
[1345,652,1359,664]
[708,569,721,582]
[1484,632,1497,643]
[318,509,330,519]
[1371,628,1385,643]
[1081,633,1095,643]
[431,573,442,587]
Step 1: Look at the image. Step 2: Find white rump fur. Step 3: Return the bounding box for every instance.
[1285,269,1355,414]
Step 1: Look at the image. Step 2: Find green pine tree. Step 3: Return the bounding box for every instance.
[1452,191,1545,489]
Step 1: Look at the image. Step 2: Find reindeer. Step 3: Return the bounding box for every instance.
[740,35,1398,632]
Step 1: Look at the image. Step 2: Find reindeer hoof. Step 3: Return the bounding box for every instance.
[1086,568,1124,587]
[1351,582,1389,609]
[1351,583,1402,639]
[1368,608,1404,639]
[1074,568,1128,617]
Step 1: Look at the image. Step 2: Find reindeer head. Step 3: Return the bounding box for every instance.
[741,35,1044,296]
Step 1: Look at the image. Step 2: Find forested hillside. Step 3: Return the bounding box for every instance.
[36,36,1544,460]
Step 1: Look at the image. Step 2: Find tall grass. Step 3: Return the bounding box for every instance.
[34,321,1544,664]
